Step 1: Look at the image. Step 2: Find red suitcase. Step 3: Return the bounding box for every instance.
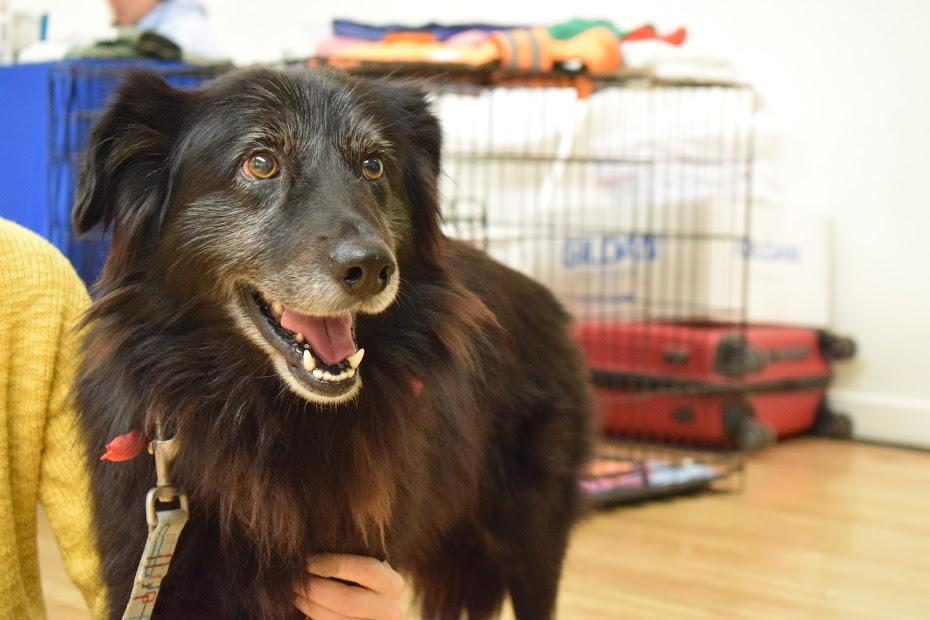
[575,322,855,449]
[593,388,830,449]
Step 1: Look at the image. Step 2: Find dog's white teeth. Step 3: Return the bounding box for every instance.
[271,301,283,317]
[328,369,350,382]
[295,332,305,343]
[304,362,355,383]
[346,348,365,370]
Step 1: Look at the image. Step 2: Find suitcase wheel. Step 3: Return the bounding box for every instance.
[723,400,774,451]
[738,418,777,451]
[813,409,854,439]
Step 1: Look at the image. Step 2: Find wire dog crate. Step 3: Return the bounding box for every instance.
[433,78,757,498]
[0,59,227,285]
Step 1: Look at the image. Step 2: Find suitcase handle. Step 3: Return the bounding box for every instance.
[767,346,811,362]
[663,348,690,365]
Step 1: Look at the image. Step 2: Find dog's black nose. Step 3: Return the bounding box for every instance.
[331,241,396,299]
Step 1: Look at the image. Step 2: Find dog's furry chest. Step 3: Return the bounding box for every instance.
[113,417,432,617]
[165,386,482,562]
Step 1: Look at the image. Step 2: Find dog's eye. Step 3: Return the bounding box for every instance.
[243,152,279,180]
[361,158,384,181]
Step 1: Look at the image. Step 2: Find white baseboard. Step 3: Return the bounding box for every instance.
[828,389,930,449]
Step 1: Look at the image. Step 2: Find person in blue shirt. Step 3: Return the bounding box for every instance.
[108,0,224,59]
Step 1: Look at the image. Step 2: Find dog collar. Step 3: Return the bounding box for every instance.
[101,373,425,463]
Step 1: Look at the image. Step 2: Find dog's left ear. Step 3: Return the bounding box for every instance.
[366,79,444,265]
[73,71,190,251]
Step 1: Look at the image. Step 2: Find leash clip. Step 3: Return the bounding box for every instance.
[122,421,190,619]
[144,430,189,530]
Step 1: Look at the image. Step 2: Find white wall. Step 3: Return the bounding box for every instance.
[10,0,111,41]
[19,0,930,445]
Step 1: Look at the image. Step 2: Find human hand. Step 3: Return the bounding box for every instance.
[293,553,406,620]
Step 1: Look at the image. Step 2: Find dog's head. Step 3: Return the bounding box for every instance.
[74,68,443,405]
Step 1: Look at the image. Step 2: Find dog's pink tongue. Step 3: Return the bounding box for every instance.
[279,310,355,365]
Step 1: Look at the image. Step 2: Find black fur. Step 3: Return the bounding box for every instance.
[74,67,591,619]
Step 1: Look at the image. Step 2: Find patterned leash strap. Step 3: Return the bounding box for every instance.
[122,432,189,620]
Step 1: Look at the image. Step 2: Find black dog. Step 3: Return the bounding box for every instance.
[73,67,591,619]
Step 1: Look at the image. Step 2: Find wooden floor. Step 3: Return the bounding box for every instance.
[41,438,930,619]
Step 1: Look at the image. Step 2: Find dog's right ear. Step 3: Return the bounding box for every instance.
[73,71,189,239]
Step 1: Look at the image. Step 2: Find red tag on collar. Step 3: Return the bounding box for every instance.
[100,429,147,462]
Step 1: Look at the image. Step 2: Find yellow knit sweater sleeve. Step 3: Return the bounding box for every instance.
[0,218,107,618]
